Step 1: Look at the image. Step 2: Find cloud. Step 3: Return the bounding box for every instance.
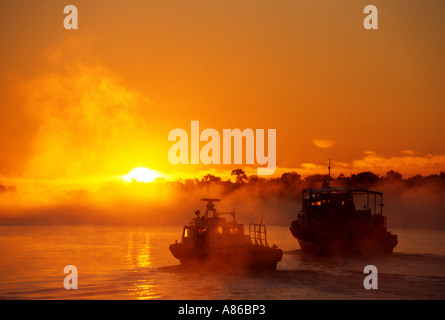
[312,139,336,149]
[158,149,445,181]
[351,151,445,176]
[22,50,155,180]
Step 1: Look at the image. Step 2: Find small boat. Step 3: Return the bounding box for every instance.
[289,161,398,256]
[170,198,283,271]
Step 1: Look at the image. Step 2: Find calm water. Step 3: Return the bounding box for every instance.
[0,225,444,300]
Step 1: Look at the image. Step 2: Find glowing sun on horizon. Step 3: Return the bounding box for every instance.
[124,167,161,183]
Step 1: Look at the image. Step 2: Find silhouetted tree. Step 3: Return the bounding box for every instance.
[304,174,325,188]
[336,173,352,187]
[231,169,248,184]
[385,170,403,181]
[351,171,380,188]
[201,174,222,183]
[280,172,301,185]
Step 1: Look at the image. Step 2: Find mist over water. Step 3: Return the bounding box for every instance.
[1,170,445,299]
[0,171,444,229]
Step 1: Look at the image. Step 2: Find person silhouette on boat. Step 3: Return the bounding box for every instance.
[193,210,201,224]
[193,210,206,226]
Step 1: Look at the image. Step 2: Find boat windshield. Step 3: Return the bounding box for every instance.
[303,188,384,216]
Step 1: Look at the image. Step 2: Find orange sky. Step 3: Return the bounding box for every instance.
[1,0,444,190]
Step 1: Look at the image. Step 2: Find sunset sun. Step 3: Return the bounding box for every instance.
[124,167,161,183]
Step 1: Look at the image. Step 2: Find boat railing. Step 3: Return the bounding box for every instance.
[249,223,268,246]
[297,211,305,225]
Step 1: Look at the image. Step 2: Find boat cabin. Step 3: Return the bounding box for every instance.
[179,198,269,248]
[298,187,388,231]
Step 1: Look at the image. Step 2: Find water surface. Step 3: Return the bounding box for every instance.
[0,225,444,299]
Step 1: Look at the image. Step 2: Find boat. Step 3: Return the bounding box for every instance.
[170,198,283,271]
[289,161,398,256]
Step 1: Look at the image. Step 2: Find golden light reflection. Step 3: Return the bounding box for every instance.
[126,231,162,299]
[127,232,152,268]
[129,279,162,300]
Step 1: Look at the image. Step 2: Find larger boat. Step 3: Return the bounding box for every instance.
[289,163,398,256]
[170,199,283,271]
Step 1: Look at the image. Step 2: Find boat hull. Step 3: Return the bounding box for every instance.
[290,220,398,256]
[170,242,283,271]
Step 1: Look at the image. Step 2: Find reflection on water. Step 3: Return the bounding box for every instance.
[129,278,161,300]
[127,232,152,269]
[126,231,161,299]
[0,225,444,299]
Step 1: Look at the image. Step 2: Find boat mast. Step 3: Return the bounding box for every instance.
[328,158,331,184]
[321,158,333,188]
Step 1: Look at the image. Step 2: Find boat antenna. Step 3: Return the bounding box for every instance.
[319,159,334,188]
[328,158,331,177]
